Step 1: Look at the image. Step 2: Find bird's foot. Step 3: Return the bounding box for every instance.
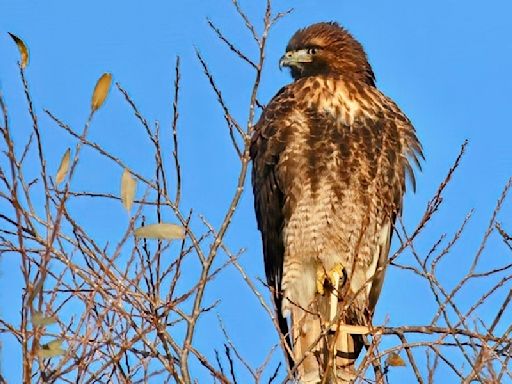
[316,263,345,295]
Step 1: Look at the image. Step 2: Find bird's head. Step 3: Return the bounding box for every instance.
[280,22,375,85]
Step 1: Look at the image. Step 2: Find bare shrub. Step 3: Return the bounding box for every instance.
[1,1,511,383]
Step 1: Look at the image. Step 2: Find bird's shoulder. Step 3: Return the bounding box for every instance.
[250,81,304,162]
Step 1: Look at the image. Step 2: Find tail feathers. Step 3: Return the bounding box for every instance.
[276,290,367,382]
[333,332,363,382]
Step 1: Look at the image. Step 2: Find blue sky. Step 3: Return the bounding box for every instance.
[1,0,511,382]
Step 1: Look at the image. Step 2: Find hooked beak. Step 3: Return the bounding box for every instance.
[279,49,313,70]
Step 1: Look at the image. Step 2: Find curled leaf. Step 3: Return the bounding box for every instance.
[32,312,58,327]
[26,279,44,306]
[37,339,65,358]
[386,352,406,367]
[91,73,112,111]
[55,148,71,185]
[134,223,185,240]
[8,32,29,68]
[121,168,137,212]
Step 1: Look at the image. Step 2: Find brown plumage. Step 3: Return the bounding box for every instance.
[251,22,422,383]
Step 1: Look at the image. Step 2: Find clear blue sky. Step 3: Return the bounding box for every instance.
[1,0,511,382]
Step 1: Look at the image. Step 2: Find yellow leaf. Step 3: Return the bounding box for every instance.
[134,223,185,240]
[91,73,112,111]
[121,168,137,212]
[386,352,406,367]
[8,32,29,68]
[32,312,58,326]
[37,339,65,358]
[55,148,71,185]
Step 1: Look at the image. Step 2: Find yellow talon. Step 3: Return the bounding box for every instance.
[316,263,345,295]
[317,266,326,295]
[330,263,344,286]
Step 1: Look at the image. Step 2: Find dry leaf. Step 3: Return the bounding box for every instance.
[32,312,58,326]
[8,32,29,68]
[26,279,44,306]
[37,339,65,358]
[91,73,112,111]
[55,148,71,185]
[386,352,406,367]
[121,168,136,212]
[134,223,185,240]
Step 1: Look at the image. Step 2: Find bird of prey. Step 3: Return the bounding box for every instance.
[251,22,422,383]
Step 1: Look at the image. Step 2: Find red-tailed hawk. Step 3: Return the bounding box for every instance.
[251,22,422,382]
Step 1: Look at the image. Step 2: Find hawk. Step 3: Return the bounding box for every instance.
[251,22,422,382]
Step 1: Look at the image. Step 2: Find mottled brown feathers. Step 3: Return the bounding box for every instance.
[251,22,422,381]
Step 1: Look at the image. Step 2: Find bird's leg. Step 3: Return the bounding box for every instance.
[315,263,345,380]
[328,264,343,321]
[317,263,356,381]
[292,306,322,383]
[328,264,342,381]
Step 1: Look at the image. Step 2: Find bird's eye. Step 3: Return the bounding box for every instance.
[308,48,318,55]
